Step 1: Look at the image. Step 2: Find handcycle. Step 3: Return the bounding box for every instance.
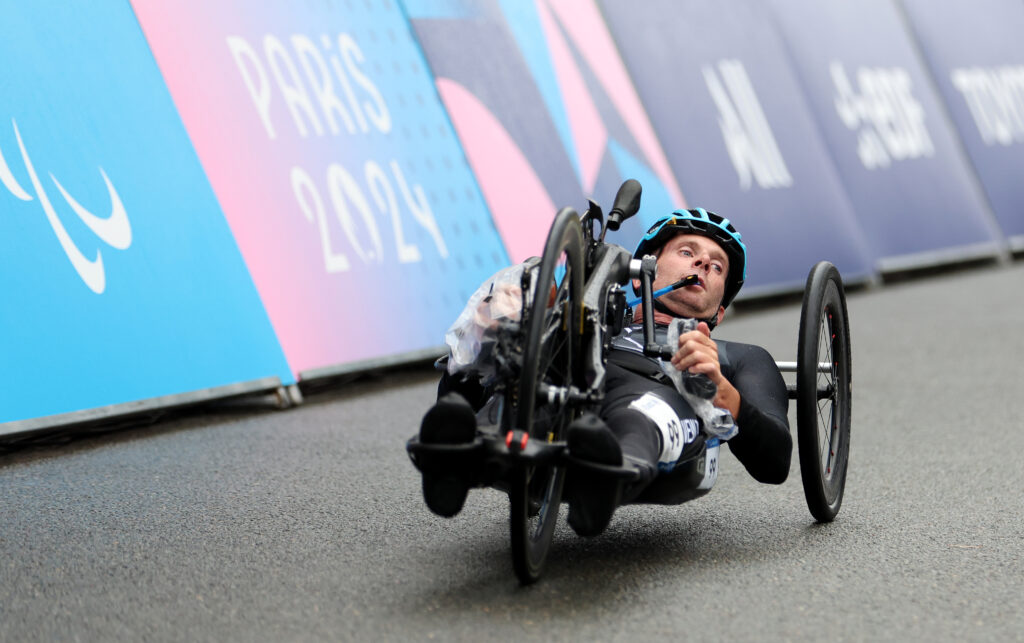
[407,180,852,584]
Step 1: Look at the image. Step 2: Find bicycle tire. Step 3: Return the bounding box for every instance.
[509,207,584,584]
[796,261,852,523]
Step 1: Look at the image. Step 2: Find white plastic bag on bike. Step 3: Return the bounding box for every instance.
[660,318,739,440]
[444,259,538,377]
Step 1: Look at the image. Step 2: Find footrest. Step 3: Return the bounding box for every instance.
[406,436,487,476]
[562,453,641,481]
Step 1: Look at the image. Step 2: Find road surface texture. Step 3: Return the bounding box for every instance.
[2,262,1022,642]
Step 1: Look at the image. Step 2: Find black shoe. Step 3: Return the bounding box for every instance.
[419,393,477,517]
[567,413,622,466]
[566,414,621,537]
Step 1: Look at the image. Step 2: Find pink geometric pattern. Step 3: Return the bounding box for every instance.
[436,77,558,262]
[537,0,607,193]
[547,0,685,206]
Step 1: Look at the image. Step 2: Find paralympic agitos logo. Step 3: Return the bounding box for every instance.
[0,118,131,294]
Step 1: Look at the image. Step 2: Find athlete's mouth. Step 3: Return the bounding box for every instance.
[684,274,705,289]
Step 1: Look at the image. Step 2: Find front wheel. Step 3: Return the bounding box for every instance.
[509,207,584,584]
[796,261,852,523]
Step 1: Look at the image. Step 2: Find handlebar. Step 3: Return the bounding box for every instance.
[624,274,699,309]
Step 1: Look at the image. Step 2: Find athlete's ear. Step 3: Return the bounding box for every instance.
[716,306,726,326]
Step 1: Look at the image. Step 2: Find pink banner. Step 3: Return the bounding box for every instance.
[131,0,509,376]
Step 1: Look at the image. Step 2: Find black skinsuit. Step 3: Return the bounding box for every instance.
[603,324,792,502]
[438,322,792,502]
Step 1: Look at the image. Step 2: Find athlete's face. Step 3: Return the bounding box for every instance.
[652,233,729,321]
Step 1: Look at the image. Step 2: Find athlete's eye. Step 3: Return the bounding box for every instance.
[712,263,724,274]
[680,248,693,257]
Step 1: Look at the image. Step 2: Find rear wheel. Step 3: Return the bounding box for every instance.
[796,261,851,523]
[509,207,584,584]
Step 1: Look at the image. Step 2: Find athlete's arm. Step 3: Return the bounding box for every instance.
[672,326,792,484]
[718,341,792,484]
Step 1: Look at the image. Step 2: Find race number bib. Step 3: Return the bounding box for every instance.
[697,438,721,490]
[629,393,698,469]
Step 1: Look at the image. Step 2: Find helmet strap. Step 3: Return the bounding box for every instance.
[651,297,674,318]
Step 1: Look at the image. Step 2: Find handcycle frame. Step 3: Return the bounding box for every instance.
[408,181,852,584]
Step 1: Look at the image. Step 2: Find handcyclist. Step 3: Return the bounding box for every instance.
[417,209,792,537]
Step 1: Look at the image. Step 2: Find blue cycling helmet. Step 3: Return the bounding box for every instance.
[634,208,748,309]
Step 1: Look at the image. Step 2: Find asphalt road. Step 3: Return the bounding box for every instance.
[2,262,1023,642]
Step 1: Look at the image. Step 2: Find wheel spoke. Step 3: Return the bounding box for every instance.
[533,261,573,418]
[817,398,835,477]
[510,209,581,584]
[815,308,838,479]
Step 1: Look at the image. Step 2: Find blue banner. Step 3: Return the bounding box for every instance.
[768,0,1004,269]
[900,0,1024,248]
[598,0,874,295]
[0,3,292,425]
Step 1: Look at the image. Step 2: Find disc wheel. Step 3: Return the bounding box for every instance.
[796,261,852,523]
[509,207,584,584]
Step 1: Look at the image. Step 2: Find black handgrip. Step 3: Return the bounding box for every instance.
[606,179,642,231]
